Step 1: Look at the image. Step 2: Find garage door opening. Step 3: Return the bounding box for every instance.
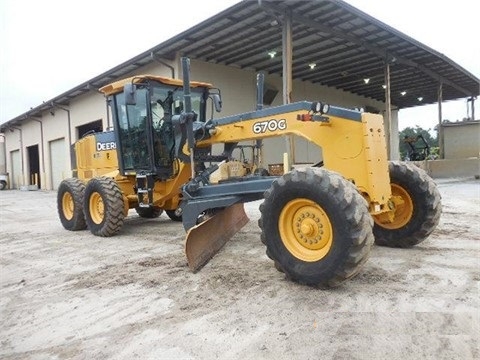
[49,138,66,190]
[77,119,103,139]
[27,145,40,188]
[10,149,21,189]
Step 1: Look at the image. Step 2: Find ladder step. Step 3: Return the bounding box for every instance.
[136,173,154,207]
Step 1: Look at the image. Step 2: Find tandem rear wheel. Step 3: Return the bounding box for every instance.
[373,161,442,247]
[57,178,87,231]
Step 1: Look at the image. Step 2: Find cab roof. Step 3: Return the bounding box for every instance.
[99,74,213,96]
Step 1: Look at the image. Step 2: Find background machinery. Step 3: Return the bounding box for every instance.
[58,58,441,287]
[403,134,431,161]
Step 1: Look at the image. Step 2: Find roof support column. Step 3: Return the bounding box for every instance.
[384,62,392,159]
[383,61,400,160]
[467,96,475,121]
[282,8,294,168]
[438,83,444,159]
[471,97,475,121]
[30,118,45,189]
[174,52,182,81]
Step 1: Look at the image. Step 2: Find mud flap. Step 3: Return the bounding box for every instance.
[185,203,249,272]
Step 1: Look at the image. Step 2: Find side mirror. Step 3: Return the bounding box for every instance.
[124,83,137,105]
[211,93,222,113]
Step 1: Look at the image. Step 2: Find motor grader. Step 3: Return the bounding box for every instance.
[57,58,441,288]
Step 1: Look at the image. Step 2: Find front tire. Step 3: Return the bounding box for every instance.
[166,209,182,222]
[57,178,87,231]
[373,161,441,247]
[135,206,163,218]
[259,168,374,288]
[84,177,125,237]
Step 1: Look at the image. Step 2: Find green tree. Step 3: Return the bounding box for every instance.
[399,126,438,160]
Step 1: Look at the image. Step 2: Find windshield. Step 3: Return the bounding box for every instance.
[112,82,206,175]
[151,86,204,125]
[114,89,150,171]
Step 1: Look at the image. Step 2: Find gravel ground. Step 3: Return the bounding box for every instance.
[0,177,479,360]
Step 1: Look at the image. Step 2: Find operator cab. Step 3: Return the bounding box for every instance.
[102,75,218,180]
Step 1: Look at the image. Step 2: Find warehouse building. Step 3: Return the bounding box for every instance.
[1,0,478,190]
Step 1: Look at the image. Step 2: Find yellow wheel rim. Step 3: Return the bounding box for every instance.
[375,183,414,229]
[279,198,333,262]
[89,192,104,225]
[62,192,74,221]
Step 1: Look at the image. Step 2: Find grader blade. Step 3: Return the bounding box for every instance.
[185,203,249,272]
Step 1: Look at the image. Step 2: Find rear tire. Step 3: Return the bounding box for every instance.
[373,161,441,247]
[259,168,374,288]
[135,206,163,218]
[166,209,182,222]
[0,180,7,190]
[84,177,125,237]
[57,178,87,231]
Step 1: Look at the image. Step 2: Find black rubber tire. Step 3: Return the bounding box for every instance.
[57,178,87,231]
[0,180,6,190]
[254,168,270,176]
[259,167,374,288]
[135,206,163,218]
[166,209,182,222]
[373,161,442,247]
[83,177,125,237]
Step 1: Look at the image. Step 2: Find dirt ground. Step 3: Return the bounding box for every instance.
[0,177,479,360]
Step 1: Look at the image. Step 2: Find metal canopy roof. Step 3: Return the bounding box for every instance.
[2,0,478,131]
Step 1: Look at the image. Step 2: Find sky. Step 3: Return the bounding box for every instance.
[1,0,478,132]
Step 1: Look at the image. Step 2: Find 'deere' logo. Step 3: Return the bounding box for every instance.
[96,141,117,151]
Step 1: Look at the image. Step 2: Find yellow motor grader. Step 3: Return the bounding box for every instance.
[57,58,441,287]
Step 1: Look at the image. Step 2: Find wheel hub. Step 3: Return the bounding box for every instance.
[293,206,330,250]
[373,183,413,229]
[89,192,105,225]
[300,219,316,238]
[62,192,74,220]
[279,198,333,262]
